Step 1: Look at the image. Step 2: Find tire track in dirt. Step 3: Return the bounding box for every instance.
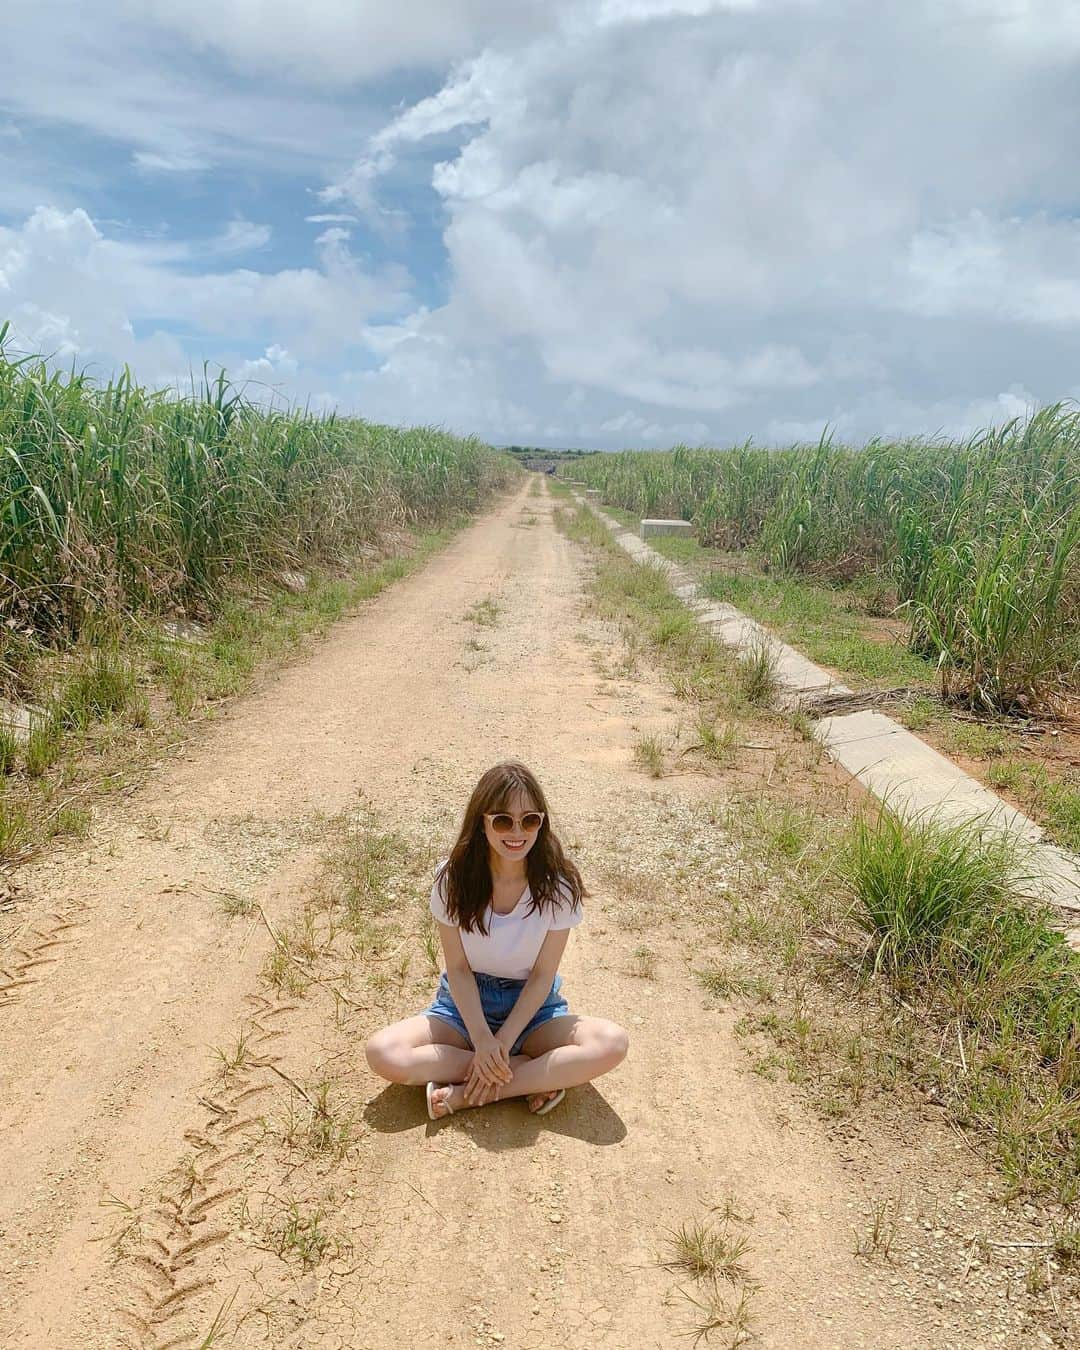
[0,482,1010,1347]
[119,993,296,1345]
[0,900,89,1000]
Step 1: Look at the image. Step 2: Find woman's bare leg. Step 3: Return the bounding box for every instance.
[438,1016,628,1114]
[364,1014,474,1087]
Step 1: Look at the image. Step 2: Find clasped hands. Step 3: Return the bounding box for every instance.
[463,1030,515,1106]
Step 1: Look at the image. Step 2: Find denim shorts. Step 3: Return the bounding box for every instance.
[424,970,570,1056]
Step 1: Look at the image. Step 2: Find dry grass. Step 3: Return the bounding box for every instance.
[633,733,666,777]
[660,1203,757,1349]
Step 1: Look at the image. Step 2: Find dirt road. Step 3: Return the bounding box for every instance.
[0,482,1002,1348]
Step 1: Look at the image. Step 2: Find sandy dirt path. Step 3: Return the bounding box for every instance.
[0,482,993,1348]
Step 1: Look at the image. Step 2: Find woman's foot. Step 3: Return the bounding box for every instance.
[428,1084,460,1118]
[527,1090,560,1114]
[429,1085,561,1117]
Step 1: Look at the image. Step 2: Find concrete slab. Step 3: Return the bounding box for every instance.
[641,518,693,538]
[816,710,1035,836]
[0,699,37,745]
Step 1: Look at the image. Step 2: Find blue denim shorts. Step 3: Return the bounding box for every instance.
[424,971,570,1056]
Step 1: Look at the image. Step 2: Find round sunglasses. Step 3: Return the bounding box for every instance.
[483,810,545,835]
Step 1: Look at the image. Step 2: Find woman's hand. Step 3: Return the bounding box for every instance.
[463,1034,512,1105]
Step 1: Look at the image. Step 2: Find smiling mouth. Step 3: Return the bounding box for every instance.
[503,839,526,849]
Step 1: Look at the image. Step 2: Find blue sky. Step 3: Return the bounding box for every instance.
[4,0,1080,448]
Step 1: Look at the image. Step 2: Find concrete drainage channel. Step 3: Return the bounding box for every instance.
[568,490,1080,950]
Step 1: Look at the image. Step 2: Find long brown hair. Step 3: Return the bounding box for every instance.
[440,761,585,935]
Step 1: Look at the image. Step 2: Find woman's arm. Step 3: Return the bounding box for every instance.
[493,928,571,1055]
[437,923,513,1086]
[437,923,491,1046]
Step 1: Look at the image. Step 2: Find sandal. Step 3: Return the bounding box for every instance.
[426,1082,454,1120]
[530,1088,566,1117]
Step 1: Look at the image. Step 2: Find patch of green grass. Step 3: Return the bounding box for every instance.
[464,597,500,627]
[554,503,617,551]
[0,725,19,774]
[320,811,415,932]
[1044,778,1080,852]
[632,734,665,778]
[748,799,814,863]
[902,694,943,731]
[985,760,1080,852]
[54,647,139,730]
[219,891,255,918]
[270,1200,334,1270]
[213,1028,255,1080]
[693,715,738,766]
[49,804,90,839]
[24,710,64,778]
[421,913,441,974]
[734,641,780,707]
[941,720,1011,760]
[629,945,657,978]
[844,807,1080,1195]
[304,1081,355,1159]
[0,793,31,856]
[695,964,774,1003]
[639,533,703,565]
[700,568,934,689]
[845,810,1019,976]
[598,503,639,530]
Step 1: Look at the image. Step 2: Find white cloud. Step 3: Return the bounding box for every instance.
[595,0,760,22]
[235,343,299,388]
[1,3,388,179]
[133,149,210,174]
[903,212,1080,325]
[7,2,1080,446]
[0,206,414,381]
[214,220,273,254]
[331,1,1080,443]
[118,0,559,84]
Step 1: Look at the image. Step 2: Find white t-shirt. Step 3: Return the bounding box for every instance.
[430,864,583,980]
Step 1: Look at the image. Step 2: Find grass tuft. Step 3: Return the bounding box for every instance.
[734,641,780,707]
[464,597,500,627]
[845,810,1020,976]
[662,1217,750,1283]
[632,734,665,778]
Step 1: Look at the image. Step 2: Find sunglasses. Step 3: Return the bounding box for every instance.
[483,810,545,835]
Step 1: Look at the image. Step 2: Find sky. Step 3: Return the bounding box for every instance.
[3,0,1080,449]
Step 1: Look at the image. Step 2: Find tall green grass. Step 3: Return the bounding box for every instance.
[572,409,1080,712]
[0,327,511,688]
[845,809,1080,1195]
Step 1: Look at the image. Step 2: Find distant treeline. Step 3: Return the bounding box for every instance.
[503,446,592,459]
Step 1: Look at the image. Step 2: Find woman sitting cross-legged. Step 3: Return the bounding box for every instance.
[364,760,628,1119]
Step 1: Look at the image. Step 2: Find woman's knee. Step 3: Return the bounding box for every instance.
[364,1028,407,1082]
[590,1019,629,1069]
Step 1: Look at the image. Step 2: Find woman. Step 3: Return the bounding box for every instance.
[364,761,628,1119]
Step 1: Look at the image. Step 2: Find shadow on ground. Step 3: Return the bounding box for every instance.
[364,1082,627,1148]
